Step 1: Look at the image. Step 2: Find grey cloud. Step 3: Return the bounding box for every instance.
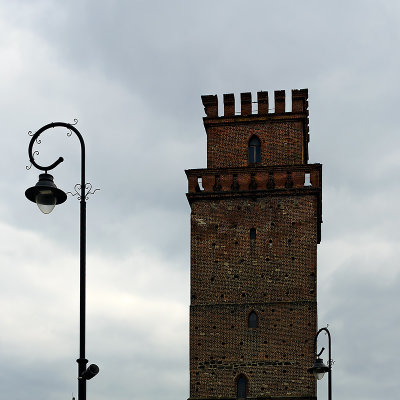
[1,1,400,400]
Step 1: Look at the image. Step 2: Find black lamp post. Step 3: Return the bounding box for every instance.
[25,122,99,400]
[308,327,332,400]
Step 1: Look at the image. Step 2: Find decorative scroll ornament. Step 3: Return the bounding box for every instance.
[67,183,100,201]
[67,119,79,136]
[28,130,42,144]
[26,150,40,170]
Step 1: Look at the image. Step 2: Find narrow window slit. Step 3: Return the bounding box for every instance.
[248,311,258,328]
[248,135,261,163]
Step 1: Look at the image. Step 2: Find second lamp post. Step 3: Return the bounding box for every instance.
[308,327,332,400]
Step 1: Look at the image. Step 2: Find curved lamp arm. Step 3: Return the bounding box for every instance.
[313,327,332,368]
[310,326,333,400]
[28,122,85,179]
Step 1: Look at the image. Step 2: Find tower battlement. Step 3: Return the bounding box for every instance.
[201,89,310,169]
[201,89,308,118]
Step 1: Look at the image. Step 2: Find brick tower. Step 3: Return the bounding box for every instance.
[185,89,322,400]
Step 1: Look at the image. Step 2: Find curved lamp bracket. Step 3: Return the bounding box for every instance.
[313,327,332,368]
[27,121,85,172]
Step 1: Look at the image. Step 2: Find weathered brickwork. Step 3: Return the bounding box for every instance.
[186,89,321,400]
[206,120,306,169]
[190,302,316,398]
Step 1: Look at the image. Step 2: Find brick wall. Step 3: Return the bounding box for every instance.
[190,196,318,305]
[206,120,306,169]
[189,195,318,399]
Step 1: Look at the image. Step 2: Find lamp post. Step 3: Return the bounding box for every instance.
[308,327,332,400]
[25,122,99,400]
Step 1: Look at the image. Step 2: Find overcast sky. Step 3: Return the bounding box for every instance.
[1,1,399,399]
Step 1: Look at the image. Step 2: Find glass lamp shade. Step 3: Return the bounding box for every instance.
[315,370,326,380]
[25,173,67,214]
[308,358,330,380]
[36,190,57,214]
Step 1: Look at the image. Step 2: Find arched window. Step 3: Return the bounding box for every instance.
[248,311,258,328]
[248,135,261,163]
[237,375,247,399]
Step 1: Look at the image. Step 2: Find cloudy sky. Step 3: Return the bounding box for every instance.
[0,0,399,399]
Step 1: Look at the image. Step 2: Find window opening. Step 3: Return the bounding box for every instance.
[248,311,258,328]
[232,174,240,191]
[304,172,312,186]
[249,173,257,190]
[248,136,261,163]
[196,177,204,191]
[250,228,256,240]
[213,174,222,191]
[237,375,247,399]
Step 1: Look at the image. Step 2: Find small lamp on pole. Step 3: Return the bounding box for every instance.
[308,327,332,400]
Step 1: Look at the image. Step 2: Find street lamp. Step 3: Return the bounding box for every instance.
[25,121,99,400]
[25,173,67,214]
[308,327,332,400]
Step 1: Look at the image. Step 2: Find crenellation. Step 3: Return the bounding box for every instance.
[186,165,321,194]
[257,91,269,114]
[201,94,218,117]
[274,90,286,113]
[240,92,252,116]
[201,174,214,192]
[220,174,233,192]
[237,173,252,192]
[223,93,235,116]
[310,169,320,187]
[292,88,309,113]
[188,175,198,193]
[292,170,307,187]
[202,89,308,118]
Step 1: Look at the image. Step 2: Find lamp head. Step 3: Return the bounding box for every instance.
[308,357,330,380]
[25,173,67,214]
[81,364,99,380]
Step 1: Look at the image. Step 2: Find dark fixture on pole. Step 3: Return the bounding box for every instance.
[79,364,100,380]
[308,327,332,400]
[25,173,67,214]
[25,121,99,400]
